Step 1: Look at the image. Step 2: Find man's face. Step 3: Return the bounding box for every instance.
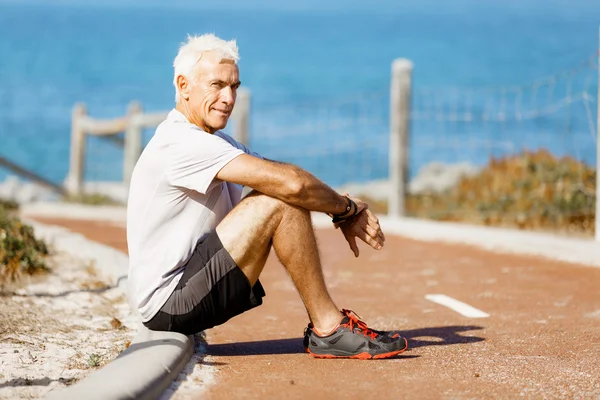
[182,52,240,133]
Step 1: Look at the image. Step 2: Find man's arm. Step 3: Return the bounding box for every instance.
[216,154,353,216]
[218,154,385,256]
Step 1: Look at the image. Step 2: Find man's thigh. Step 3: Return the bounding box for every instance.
[144,229,266,335]
[216,191,280,284]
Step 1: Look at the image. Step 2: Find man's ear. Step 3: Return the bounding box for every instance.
[176,75,190,101]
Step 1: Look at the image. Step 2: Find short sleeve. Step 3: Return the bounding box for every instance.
[215,131,263,159]
[167,131,244,194]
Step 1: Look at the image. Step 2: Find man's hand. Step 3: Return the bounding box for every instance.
[338,208,385,257]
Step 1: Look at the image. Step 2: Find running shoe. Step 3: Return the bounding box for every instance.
[303,309,408,359]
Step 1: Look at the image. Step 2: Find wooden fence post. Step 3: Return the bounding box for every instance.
[389,59,413,218]
[123,101,143,185]
[66,103,87,195]
[233,87,250,146]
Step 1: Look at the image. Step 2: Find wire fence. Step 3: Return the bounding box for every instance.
[411,55,597,169]
[1,51,597,235]
[245,53,598,235]
[249,92,390,188]
[85,134,125,182]
[75,93,390,192]
[407,54,598,234]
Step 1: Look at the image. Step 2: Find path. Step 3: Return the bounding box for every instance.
[32,217,600,399]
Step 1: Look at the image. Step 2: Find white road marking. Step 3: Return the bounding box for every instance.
[425,294,490,318]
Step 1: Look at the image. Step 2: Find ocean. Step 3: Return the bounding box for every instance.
[0,0,599,188]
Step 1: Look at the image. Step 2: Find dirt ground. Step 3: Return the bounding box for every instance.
[0,249,135,400]
[30,217,600,400]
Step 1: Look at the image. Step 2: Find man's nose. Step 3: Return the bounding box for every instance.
[221,87,235,105]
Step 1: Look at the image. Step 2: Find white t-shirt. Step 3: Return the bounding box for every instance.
[126,109,260,322]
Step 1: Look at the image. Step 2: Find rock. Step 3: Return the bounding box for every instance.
[0,176,20,200]
[0,176,58,204]
[334,162,480,201]
[335,180,390,201]
[409,162,479,194]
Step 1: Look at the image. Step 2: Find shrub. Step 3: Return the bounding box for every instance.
[0,206,50,288]
[0,198,19,211]
[63,193,122,206]
[406,149,596,235]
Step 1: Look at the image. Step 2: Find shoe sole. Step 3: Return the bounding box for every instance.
[305,338,408,360]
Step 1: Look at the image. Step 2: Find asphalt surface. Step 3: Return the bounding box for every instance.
[33,217,600,400]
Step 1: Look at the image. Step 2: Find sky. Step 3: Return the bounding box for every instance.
[1,0,599,13]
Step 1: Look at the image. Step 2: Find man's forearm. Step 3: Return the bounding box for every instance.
[265,159,348,216]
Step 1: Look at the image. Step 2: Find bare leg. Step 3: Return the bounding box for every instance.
[216,191,341,333]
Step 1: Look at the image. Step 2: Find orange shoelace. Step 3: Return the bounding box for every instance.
[341,309,378,340]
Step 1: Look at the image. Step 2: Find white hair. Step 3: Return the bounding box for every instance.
[173,33,240,102]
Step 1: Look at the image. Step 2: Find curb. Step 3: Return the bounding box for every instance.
[23,202,600,268]
[378,216,600,268]
[21,202,127,223]
[45,327,193,400]
[311,213,600,268]
[24,220,194,400]
[18,203,599,398]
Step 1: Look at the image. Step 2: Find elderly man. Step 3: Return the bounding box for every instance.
[127,34,407,359]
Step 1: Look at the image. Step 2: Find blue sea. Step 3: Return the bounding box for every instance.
[0,0,599,187]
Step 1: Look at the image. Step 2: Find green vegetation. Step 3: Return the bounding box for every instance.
[360,150,596,236]
[0,198,19,211]
[62,193,122,206]
[406,150,596,236]
[87,353,102,368]
[0,205,50,288]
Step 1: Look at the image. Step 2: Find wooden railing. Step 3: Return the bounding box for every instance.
[65,88,251,196]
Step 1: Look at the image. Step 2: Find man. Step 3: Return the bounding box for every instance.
[127,33,407,359]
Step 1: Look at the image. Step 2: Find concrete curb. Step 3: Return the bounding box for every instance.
[45,327,193,400]
[312,214,600,268]
[25,220,194,400]
[21,202,127,223]
[23,202,600,268]
[21,203,600,267]
[378,216,600,268]
[18,202,599,398]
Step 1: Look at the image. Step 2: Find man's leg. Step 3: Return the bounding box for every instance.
[216,191,342,333]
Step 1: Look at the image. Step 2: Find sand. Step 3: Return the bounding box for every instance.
[0,251,137,400]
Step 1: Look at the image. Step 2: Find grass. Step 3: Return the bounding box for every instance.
[87,353,102,368]
[0,250,134,384]
[0,206,50,289]
[364,150,596,237]
[408,150,595,236]
[62,193,123,206]
[0,198,19,211]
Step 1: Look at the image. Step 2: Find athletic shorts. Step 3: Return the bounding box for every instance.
[143,230,266,335]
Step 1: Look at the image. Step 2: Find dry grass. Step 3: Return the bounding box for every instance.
[364,150,596,237]
[78,262,112,291]
[0,251,136,400]
[0,199,19,211]
[62,193,122,206]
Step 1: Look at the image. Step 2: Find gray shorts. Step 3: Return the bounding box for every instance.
[143,230,266,335]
